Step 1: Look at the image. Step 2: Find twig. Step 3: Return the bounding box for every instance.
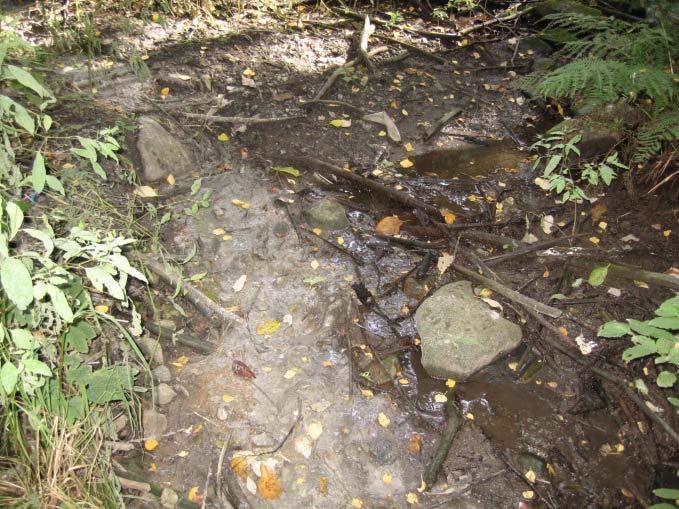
[314,46,389,100]
[137,253,246,328]
[117,476,151,492]
[423,398,462,489]
[425,107,463,140]
[183,112,303,125]
[373,33,445,63]
[256,398,302,456]
[376,233,445,251]
[449,262,562,318]
[300,226,365,265]
[299,98,366,114]
[291,156,442,217]
[359,15,376,73]
[200,467,212,509]
[484,234,589,265]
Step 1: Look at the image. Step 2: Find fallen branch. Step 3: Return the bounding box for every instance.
[137,254,246,328]
[117,476,151,492]
[423,398,462,489]
[567,259,679,291]
[291,156,442,217]
[425,107,462,140]
[376,233,445,251]
[372,33,446,63]
[484,234,589,265]
[183,112,303,125]
[449,262,562,318]
[359,15,376,72]
[314,46,388,100]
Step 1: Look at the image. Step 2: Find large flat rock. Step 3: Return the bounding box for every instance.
[137,116,194,183]
[415,280,522,380]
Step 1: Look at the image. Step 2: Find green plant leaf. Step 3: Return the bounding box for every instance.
[190,178,202,196]
[23,358,52,377]
[622,335,657,362]
[31,152,46,193]
[588,264,609,287]
[64,320,96,354]
[649,503,677,509]
[45,284,74,323]
[6,201,24,240]
[0,362,19,394]
[85,266,125,300]
[648,317,679,330]
[45,175,64,195]
[10,328,36,350]
[84,365,133,404]
[5,65,51,98]
[543,154,562,176]
[12,103,35,134]
[23,228,54,256]
[90,160,106,179]
[657,371,677,388]
[1,257,34,310]
[598,321,630,338]
[653,488,679,500]
[656,297,679,318]
[272,166,301,177]
[628,319,675,340]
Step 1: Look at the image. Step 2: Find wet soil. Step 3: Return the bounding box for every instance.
[24,3,679,508]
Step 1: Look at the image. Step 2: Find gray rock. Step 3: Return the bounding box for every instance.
[137,116,193,183]
[156,383,177,405]
[143,408,167,438]
[415,281,522,380]
[302,199,348,231]
[152,365,172,384]
[137,336,163,366]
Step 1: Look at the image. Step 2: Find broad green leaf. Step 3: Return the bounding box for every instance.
[657,371,677,388]
[543,154,562,176]
[1,257,33,310]
[634,378,649,394]
[588,264,609,287]
[5,65,51,98]
[84,266,125,300]
[12,103,35,134]
[272,166,301,177]
[90,160,106,179]
[628,319,675,340]
[45,175,64,195]
[64,320,96,354]
[649,503,677,509]
[23,228,54,256]
[188,272,207,282]
[190,178,202,196]
[84,365,133,404]
[653,488,679,500]
[0,362,19,394]
[108,254,147,282]
[23,358,52,377]
[45,284,74,323]
[6,201,24,240]
[668,397,679,408]
[42,114,52,132]
[622,335,657,362]
[71,146,97,161]
[598,321,630,338]
[31,152,46,193]
[10,328,36,350]
[655,296,679,318]
[648,317,679,330]
[0,232,8,258]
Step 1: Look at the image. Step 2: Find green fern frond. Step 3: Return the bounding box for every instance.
[634,111,679,163]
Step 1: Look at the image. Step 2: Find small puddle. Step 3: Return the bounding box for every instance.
[412,141,526,179]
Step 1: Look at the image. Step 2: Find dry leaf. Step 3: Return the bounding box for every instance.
[377,412,391,427]
[407,434,423,455]
[541,215,555,234]
[399,159,414,169]
[446,378,457,388]
[218,133,230,142]
[478,288,492,298]
[95,304,109,313]
[243,68,256,77]
[232,199,251,209]
[319,477,329,495]
[525,469,536,483]
[284,368,300,379]
[307,421,323,440]
[187,487,203,504]
[171,355,189,368]
[311,259,320,269]
[351,498,364,508]
[166,174,175,185]
[160,87,170,96]
[437,253,454,274]
[134,186,158,197]
[256,320,281,335]
[522,490,535,499]
[222,394,236,403]
[663,229,672,237]
[144,439,159,451]
[258,465,282,500]
[329,119,351,128]
[177,450,189,457]
[376,215,404,236]
[213,227,226,235]
[406,492,419,505]
[434,393,448,403]
[382,472,393,484]
[232,274,247,292]
[230,455,250,479]
[441,209,456,224]
[589,236,600,245]
[404,142,414,152]
[590,202,607,223]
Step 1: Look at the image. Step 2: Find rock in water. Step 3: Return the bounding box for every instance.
[302,198,349,231]
[415,280,522,380]
[137,116,193,183]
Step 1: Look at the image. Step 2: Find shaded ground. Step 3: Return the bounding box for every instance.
[17,3,679,508]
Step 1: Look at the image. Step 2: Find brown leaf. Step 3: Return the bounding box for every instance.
[258,465,282,500]
[407,434,423,455]
[232,360,256,379]
[376,215,404,236]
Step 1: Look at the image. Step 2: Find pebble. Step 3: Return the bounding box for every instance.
[143,408,167,438]
[156,383,177,405]
[153,365,172,384]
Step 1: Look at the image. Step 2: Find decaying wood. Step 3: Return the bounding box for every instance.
[376,233,445,250]
[449,262,562,318]
[567,259,679,291]
[291,156,443,217]
[183,112,303,125]
[137,254,246,328]
[423,398,462,489]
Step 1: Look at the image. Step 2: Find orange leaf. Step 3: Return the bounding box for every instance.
[229,455,249,479]
[407,434,423,455]
[187,487,204,504]
[376,215,404,236]
[144,439,159,451]
[258,465,282,500]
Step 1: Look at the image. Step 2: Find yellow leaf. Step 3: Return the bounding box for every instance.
[319,476,329,495]
[557,102,564,116]
[525,469,536,483]
[177,450,189,457]
[406,492,419,504]
[213,228,226,235]
[148,462,157,472]
[171,355,189,368]
[187,487,203,504]
[133,185,158,197]
[256,320,281,335]
[507,362,518,371]
[242,68,256,77]
[377,412,391,427]
[522,490,535,499]
[284,368,300,379]
[445,379,456,388]
[598,221,607,230]
[434,393,448,403]
[404,142,414,152]
[351,498,364,508]
[472,51,481,59]
[399,159,414,169]
[322,360,333,367]
[376,215,404,236]
[151,13,160,22]
[634,280,649,288]
[398,378,410,385]
[312,227,323,235]
[229,455,250,479]
[258,465,282,500]
[218,133,230,142]
[144,439,159,451]
[361,389,374,398]
[402,109,409,116]
[441,209,456,224]
[465,412,474,420]
[329,119,351,128]
[167,174,175,185]
[479,288,492,298]
[589,236,600,245]
[307,421,323,440]
[663,229,672,237]
[231,199,251,209]
[378,130,387,137]
[311,259,320,270]
[336,236,345,245]
[382,472,393,484]
[222,394,236,403]
[160,87,170,96]
[95,304,109,314]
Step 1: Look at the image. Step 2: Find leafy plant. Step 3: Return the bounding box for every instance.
[70,126,122,180]
[385,11,404,28]
[531,129,626,202]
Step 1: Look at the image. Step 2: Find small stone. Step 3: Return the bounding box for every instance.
[217,405,229,421]
[143,408,168,438]
[113,413,128,434]
[160,488,179,508]
[152,365,172,384]
[156,383,177,405]
[137,336,164,366]
[302,199,349,231]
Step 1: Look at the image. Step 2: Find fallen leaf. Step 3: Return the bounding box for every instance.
[472,51,481,59]
[95,304,109,314]
[621,234,639,242]
[213,227,226,235]
[361,389,374,398]
[284,368,300,379]
[352,498,364,508]
[319,477,329,495]
[437,253,455,274]
[399,159,414,169]
[446,379,457,388]
[478,288,493,298]
[329,119,351,128]
[144,439,159,451]
[608,287,622,297]
[434,393,448,403]
[634,280,649,288]
[440,208,456,224]
[256,320,281,335]
[663,229,672,237]
[377,412,391,427]
[272,166,300,177]
[177,450,189,457]
[243,68,256,77]
[507,362,518,371]
[307,421,323,440]
[404,142,414,152]
[134,185,158,197]
[166,174,175,185]
[160,87,170,96]
[598,221,607,230]
[230,454,250,478]
[465,413,475,420]
[187,487,204,504]
[218,133,230,142]
[525,469,536,483]
[398,378,410,385]
[541,215,555,234]
[258,465,282,500]
[311,259,320,270]
[171,355,189,368]
[312,227,323,235]
[376,215,404,236]
[406,492,419,504]
[232,274,247,292]
[382,472,393,484]
[589,236,600,245]
[407,434,423,454]
[322,360,333,367]
[522,490,535,499]
[336,236,345,245]
[232,199,251,209]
